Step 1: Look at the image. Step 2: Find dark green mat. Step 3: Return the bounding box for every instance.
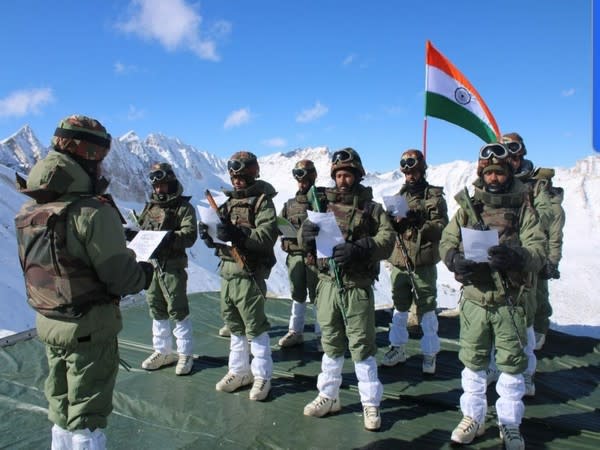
[1,292,599,449]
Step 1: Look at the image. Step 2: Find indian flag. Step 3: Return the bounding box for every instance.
[425,41,501,143]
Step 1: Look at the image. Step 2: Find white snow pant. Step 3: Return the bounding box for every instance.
[317,354,344,399]
[152,317,193,355]
[496,372,525,425]
[388,310,409,347]
[312,302,321,336]
[229,334,251,375]
[524,326,537,376]
[72,428,106,450]
[289,301,307,333]
[459,367,488,424]
[354,356,383,407]
[420,310,440,355]
[51,424,71,450]
[250,332,273,380]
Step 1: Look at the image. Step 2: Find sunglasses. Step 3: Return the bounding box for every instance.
[227,159,246,174]
[479,143,509,160]
[332,150,353,164]
[148,169,171,183]
[400,157,419,170]
[504,141,523,155]
[292,168,312,180]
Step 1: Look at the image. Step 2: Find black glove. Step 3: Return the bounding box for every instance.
[405,209,426,228]
[488,245,526,272]
[540,261,560,280]
[445,249,477,277]
[124,227,138,242]
[138,261,154,290]
[216,222,250,246]
[332,238,374,266]
[198,222,215,248]
[301,221,320,246]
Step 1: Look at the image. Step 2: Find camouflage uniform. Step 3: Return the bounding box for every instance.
[384,149,448,372]
[441,143,546,447]
[138,163,198,373]
[299,148,395,431]
[15,116,150,448]
[278,159,325,348]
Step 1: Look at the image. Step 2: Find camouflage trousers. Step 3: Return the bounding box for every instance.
[316,279,377,362]
[534,277,552,335]
[146,265,190,321]
[45,338,119,431]
[286,253,319,304]
[390,264,437,317]
[221,276,270,339]
[459,299,527,374]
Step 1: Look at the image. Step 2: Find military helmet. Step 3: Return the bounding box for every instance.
[51,115,112,161]
[148,162,177,185]
[292,159,317,183]
[477,142,513,177]
[330,147,365,179]
[502,132,527,156]
[228,151,260,179]
[400,149,427,174]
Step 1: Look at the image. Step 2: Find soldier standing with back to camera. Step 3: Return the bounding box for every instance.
[440,142,546,450]
[299,148,395,431]
[278,159,324,350]
[137,163,198,376]
[382,149,448,374]
[15,115,153,450]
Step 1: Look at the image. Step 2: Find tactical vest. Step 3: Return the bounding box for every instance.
[281,188,326,254]
[318,188,380,278]
[218,193,276,271]
[139,197,185,231]
[15,198,112,319]
[388,185,445,268]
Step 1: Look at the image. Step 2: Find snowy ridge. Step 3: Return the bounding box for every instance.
[1,125,599,339]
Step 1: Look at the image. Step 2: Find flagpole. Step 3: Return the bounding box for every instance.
[423,40,429,160]
[423,117,428,160]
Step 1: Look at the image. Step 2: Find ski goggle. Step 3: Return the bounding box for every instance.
[227,159,246,174]
[292,168,312,180]
[400,157,419,170]
[504,141,523,155]
[479,143,509,160]
[149,169,171,183]
[332,149,354,164]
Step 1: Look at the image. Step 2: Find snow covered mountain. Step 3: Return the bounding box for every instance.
[1,125,599,339]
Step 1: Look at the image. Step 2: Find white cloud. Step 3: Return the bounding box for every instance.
[0,88,54,118]
[114,61,138,75]
[342,53,356,66]
[262,137,287,148]
[296,101,328,123]
[116,0,231,61]
[127,105,145,120]
[561,88,575,97]
[224,108,252,129]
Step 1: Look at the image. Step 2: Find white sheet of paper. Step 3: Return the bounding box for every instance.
[382,195,409,218]
[277,216,298,239]
[197,205,228,245]
[307,210,345,258]
[461,227,499,263]
[127,230,169,262]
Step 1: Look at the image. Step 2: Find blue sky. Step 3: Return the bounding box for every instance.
[0,0,593,172]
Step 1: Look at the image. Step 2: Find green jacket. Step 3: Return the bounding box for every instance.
[139,181,198,268]
[217,180,279,280]
[25,150,147,347]
[547,186,565,265]
[388,182,448,268]
[298,184,395,289]
[440,178,546,305]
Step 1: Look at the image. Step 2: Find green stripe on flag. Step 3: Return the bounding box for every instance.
[425,92,497,143]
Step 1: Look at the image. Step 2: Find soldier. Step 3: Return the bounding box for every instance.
[15,115,153,449]
[440,142,546,449]
[299,148,395,431]
[503,133,565,352]
[382,149,448,374]
[137,163,198,376]
[199,151,278,401]
[278,159,324,349]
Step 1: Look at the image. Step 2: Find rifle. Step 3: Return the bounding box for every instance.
[396,234,420,302]
[308,185,344,295]
[205,189,268,299]
[456,187,524,348]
